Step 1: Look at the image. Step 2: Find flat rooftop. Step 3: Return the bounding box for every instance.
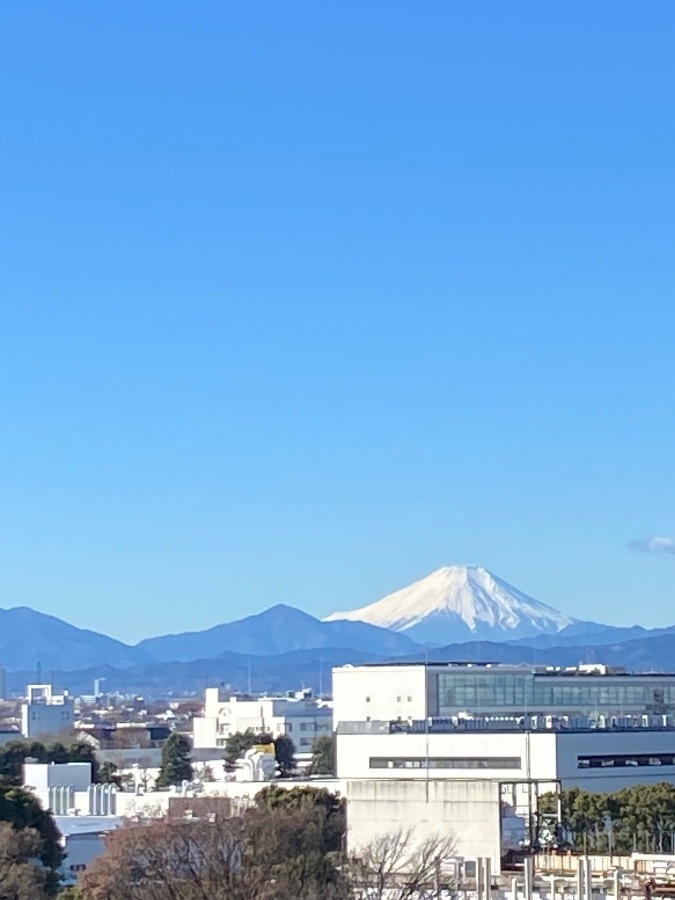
[338,662,675,677]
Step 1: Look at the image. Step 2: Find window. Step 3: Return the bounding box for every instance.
[578,753,675,769]
[366,697,371,703]
[369,756,521,770]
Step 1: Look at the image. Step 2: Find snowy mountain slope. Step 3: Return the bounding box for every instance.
[324,565,578,645]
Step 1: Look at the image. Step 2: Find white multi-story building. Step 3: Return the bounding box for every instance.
[333,662,675,870]
[333,662,675,725]
[21,684,75,738]
[192,688,333,755]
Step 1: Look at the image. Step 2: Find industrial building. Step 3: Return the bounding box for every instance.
[332,662,675,725]
[333,662,675,871]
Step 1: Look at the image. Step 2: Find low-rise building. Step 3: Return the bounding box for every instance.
[21,684,75,738]
[192,688,333,757]
[22,762,121,885]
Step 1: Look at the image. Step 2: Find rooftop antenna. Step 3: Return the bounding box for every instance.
[36,661,42,684]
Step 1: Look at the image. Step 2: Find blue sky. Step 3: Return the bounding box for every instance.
[1,3,675,642]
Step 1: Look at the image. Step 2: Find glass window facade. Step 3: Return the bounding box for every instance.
[432,670,675,716]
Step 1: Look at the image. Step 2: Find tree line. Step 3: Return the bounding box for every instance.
[223,730,336,777]
[0,738,101,786]
[75,785,456,900]
[539,782,675,853]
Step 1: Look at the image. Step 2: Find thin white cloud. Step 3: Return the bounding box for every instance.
[626,536,675,555]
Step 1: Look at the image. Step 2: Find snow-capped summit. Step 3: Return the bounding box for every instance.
[324,565,576,645]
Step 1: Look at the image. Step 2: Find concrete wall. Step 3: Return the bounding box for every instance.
[24,762,92,792]
[192,716,218,750]
[337,730,559,782]
[346,778,503,870]
[333,666,428,727]
[96,748,162,768]
[21,700,75,738]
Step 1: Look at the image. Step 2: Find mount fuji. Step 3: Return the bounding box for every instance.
[324,565,579,645]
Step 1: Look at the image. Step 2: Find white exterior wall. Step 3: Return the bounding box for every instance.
[24,762,93,792]
[337,730,559,782]
[194,692,332,750]
[21,699,75,738]
[192,716,218,750]
[332,665,428,727]
[346,778,502,870]
[555,730,675,792]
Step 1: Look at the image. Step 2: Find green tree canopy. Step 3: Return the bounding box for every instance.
[0,738,101,787]
[224,730,296,776]
[224,729,274,764]
[308,734,335,776]
[0,784,63,895]
[155,733,193,788]
[274,734,296,777]
[0,822,52,900]
[540,782,675,853]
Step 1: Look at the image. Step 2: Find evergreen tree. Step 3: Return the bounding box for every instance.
[224,729,273,764]
[308,733,335,775]
[274,734,296,777]
[156,733,193,787]
[0,784,64,894]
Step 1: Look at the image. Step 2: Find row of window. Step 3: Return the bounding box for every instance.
[285,721,331,733]
[436,673,675,711]
[578,753,675,769]
[369,756,521,770]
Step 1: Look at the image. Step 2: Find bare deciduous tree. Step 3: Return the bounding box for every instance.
[347,827,458,900]
[80,817,247,900]
[81,789,349,900]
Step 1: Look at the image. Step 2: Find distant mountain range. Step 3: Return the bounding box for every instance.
[138,604,419,661]
[0,600,418,672]
[2,565,675,697]
[0,607,154,671]
[9,631,675,700]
